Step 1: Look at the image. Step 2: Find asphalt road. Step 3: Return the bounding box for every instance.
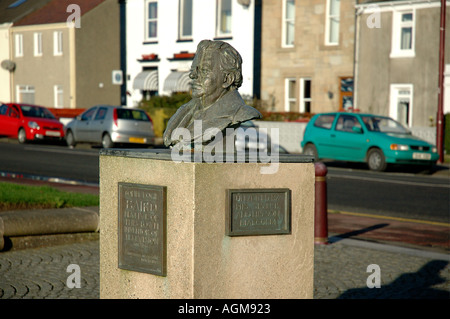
[0,139,448,223]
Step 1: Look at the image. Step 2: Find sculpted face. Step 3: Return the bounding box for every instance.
[189,49,227,107]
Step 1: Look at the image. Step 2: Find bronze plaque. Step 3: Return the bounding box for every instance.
[118,183,167,276]
[226,189,291,236]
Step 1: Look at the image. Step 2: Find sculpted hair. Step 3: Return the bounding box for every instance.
[197,40,243,89]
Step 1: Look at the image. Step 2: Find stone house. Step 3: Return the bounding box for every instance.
[260,0,356,114]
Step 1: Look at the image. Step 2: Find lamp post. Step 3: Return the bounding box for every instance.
[437,0,446,163]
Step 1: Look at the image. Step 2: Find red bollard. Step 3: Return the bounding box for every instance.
[314,162,328,245]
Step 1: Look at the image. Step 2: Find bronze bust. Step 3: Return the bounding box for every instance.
[163,40,262,150]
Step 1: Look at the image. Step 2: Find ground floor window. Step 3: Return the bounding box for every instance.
[16,85,35,104]
[54,85,64,108]
[299,78,311,113]
[340,77,353,111]
[285,78,296,112]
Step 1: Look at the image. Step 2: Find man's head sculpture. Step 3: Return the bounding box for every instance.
[163,40,262,150]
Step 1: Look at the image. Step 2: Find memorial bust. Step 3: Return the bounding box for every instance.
[163,40,262,150]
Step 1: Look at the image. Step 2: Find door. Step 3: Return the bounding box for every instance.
[0,105,20,137]
[74,107,97,142]
[330,114,367,161]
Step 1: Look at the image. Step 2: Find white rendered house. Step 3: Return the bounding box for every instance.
[124,0,259,107]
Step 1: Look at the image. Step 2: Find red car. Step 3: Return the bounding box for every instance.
[0,103,65,143]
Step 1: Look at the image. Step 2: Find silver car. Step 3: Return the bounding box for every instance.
[65,105,155,148]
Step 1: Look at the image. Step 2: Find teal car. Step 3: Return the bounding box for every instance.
[301,112,439,171]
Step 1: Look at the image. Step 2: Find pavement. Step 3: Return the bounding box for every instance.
[0,167,449,300]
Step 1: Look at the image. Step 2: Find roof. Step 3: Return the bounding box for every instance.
[0,0,52,24]
[14,0,107,26]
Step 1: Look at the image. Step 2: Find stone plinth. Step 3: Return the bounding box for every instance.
[99,149,314,299]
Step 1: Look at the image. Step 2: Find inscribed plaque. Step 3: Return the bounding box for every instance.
[118,183,167,276]
[226,189,291,236]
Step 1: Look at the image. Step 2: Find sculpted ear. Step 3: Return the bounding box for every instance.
[222,73,234,89]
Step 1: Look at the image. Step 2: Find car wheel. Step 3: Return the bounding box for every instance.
[102,133,114,148]
[18,128,27,144]
[367,148,387,172]
[303,143,319,162]
[66,130,76,148]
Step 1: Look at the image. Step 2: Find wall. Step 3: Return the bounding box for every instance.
[356,2,450,127]
[75,0,121,108]
[0,23,12,102]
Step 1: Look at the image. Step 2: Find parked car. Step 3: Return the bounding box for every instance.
[0,102,65,144]
[235,120,271,153]
[301,112,439,171]
[64,105,155,148]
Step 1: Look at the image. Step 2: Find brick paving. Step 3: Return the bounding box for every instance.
[0,238,448,299]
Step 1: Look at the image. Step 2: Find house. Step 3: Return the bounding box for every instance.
[0,0,53,103]
[354,0,450,128]
[260,0,356,114]
[5,0,120,109]
[124,0,261,107]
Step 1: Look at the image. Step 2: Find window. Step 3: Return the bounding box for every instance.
[216,0,232,37]
[53,31,63,56]
[285,78,297,112]
[94,107,107,121]
[34,32,42,56]
[282,0,295,47]
[314,114,336,130]
[325,0,340,45]
[391,10,415,58]
[15,34,23,57]
[179,0,193,39]
[145,0,158,41]
[16,85,35,104]
[299,78,311,113]
[390,84,413,127]
[335,114,362,133]
[54,85,63,108]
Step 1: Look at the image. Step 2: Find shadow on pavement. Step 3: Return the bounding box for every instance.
[338,260,450,299]
[329,223,390,243]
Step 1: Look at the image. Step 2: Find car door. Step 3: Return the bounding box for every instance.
[0,105,20,137]
[90,106,109,143]
[74,107,97,142]
[309,113,338,159]
[330,114,367,161]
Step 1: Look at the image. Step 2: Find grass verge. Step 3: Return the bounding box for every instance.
[0,182,99,212]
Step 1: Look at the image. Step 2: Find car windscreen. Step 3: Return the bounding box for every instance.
[361,116,410,134]
[116,109,150,121]
[20,105,56,119]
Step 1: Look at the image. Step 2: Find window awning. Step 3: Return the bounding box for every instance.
[133,70,158,91]
[163,71,191,93]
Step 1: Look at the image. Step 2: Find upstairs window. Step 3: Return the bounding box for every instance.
[145,0,158,41]
[179,0,193,40]
[216,0,232,37]
[325,0,340,45]
[15,34,23,57]
[391,10,415,58]
[282,0,295,47]
[53,31,63,56]
[34,32,42,56]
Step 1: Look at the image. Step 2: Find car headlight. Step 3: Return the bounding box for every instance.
[432,147,437,153]
[28,121,40,130]
[390,144,409,151]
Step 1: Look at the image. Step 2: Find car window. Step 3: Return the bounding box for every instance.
[19,105,56,119]
[116,109,150,122]
[81,108,97,121]
[0,104,8,115]
[313,114,336,129]
[9,108,19,118]
[361,115,409,134]
[335,115,362,133]
[94,107,108,120]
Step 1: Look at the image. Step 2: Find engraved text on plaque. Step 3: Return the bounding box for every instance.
[118,183,167,276]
